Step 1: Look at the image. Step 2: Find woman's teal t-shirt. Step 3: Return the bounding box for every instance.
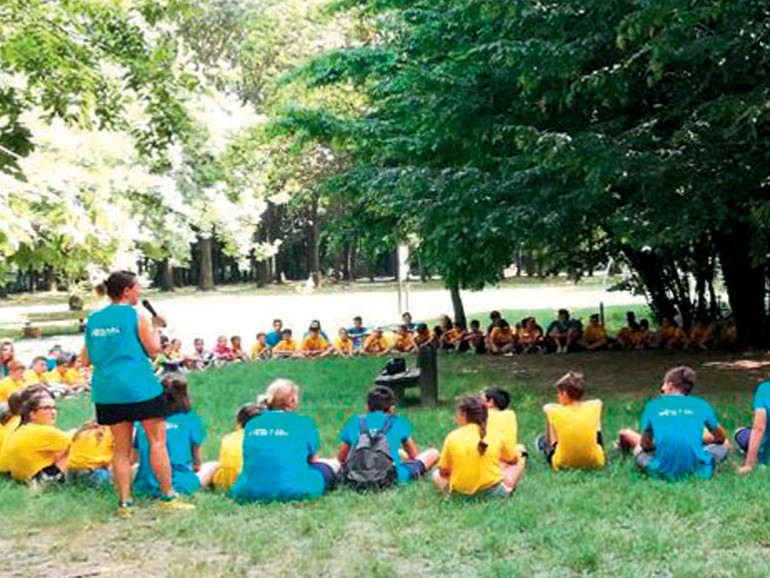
[231,410,325,502]
[85,304,162,404]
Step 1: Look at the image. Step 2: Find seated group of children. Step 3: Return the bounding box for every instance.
[2,362,764,505]
[0,342,88,403]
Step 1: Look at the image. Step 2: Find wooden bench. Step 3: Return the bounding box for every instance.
[373,344,438,406]
[23,310,87,338]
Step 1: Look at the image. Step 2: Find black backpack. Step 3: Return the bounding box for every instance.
[383,357,407,375]
[342,416,398,491]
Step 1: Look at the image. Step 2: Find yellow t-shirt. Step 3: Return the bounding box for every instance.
[438,424,514,495]
[443,329,462,344]
[23,370,48,386]
[43,368,83,386]
[250,342,268,359]
[212,430,244,491]
[0,415,21,459]
[333,337,354,353]
[5,423,71,482]
[490,327,515,346]
[544,400,605,470]
[363,335,388,353]
[273,339,297,352]
[583,324,606,344]
[0,416,21,473]
[0,377,24,403]
[393,335,416,352]
[67,428,113,471]
[302,334,329,351]
[487,408,518,452]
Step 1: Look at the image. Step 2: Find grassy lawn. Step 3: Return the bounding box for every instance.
[3,351,770,577]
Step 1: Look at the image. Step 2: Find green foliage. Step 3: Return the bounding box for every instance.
[277,0,770,341]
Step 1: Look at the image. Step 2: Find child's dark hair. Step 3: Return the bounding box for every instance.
[31,355,46,366]
[281,328,292,336]
[458,397,489,455]
[484,387,511,410]
[162,374,192,414]
[416,323,428,334]
[20,390,55,425]
[470,319,480,329]
[555,372,585,401]
[2,391,22,426]
[236,402,264,428]
[664,366,696,394]
[103,271,137,300]
[367,386,396,412]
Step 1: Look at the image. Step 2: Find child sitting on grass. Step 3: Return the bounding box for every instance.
[433,397,524,497]
[209,403,264,492]
[231,380,339,502]
[134,374,215,496]
[6,390,70,484]
[537,373,605,470]
[735,377,770,475]
[338,386,438,485]
[273,329,301,358]
[617,366,729,480]
[334,328,355,357]
[461,320,486,354]
[250,333,271,360]
[67,421,113,486]
[484,387,525,465]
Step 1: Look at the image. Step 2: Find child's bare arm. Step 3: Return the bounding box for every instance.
[402,438,419,460]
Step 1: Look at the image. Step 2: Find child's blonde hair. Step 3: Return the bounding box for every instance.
[257,379,300,410]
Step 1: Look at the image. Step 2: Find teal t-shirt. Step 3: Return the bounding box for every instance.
[85,304,161,404]
[339,412,414,483]
[753,381,770,463]
[134,411,206,496]
[640,394,719,480]
[230,410,325,502]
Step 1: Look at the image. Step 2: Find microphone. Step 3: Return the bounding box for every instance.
[141,299,159,318]
[141,299,166,328]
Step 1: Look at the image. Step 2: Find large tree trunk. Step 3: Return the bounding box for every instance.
[622,248,678,323]
[159,258,175,292]
[716,228,766,346]
[449,283,467,328]
[198,236,215,291]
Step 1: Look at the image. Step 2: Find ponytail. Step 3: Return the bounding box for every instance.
[458,397,489,456]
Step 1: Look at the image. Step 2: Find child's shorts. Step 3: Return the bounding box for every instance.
[309,462,336,490]
[402,459,427,480]
[30,464,65,485]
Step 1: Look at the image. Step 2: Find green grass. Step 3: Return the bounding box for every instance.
[3,351,770,576]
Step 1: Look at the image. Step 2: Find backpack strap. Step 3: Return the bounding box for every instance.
[381,415,393,435]
[359,415,369,435]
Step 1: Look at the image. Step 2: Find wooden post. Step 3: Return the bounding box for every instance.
[417,343,438,406]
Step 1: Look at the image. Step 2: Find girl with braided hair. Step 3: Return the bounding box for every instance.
[433,396,524,497]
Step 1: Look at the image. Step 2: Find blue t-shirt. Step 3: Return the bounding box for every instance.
[231,410,325,502]
[85,304,162,404]
[640,394,719,480]
[265,331,282,348]
[134,410,206,496]
[347,326,368,349]
[753,381,770,463]
[340,412,414,483]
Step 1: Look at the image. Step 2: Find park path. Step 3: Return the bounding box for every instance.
[4,283,644,360]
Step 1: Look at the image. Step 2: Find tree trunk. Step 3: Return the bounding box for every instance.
[307,196,321,287]
[43,265,56,292]
[622,248,678,323]
[159,258,175,292]
[716,228,766,346]
[449,283,467,328]
[198,236,215,291]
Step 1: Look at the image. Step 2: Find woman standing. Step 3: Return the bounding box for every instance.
[82,271,192,516]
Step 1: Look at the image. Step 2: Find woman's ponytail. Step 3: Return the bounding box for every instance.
[458,397,489,456]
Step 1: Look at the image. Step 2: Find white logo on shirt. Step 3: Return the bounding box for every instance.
[91,327,121,338]
[250,428,289,437]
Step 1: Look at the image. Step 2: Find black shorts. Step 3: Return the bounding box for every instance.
[95,394,166,426]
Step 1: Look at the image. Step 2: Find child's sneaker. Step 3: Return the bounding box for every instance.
[734,428,750,456]
[157,494,195,511]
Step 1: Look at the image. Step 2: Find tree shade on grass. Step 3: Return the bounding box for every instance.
[2,352,770,576]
